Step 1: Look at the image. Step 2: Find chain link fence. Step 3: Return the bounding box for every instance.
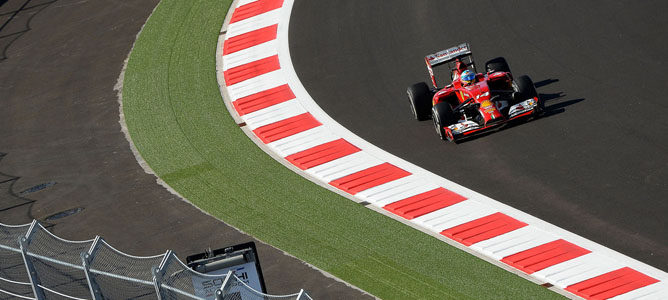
[0,221,312,300]
[218,272,312,300]
[0,223,33,300]
[87,239,165,299]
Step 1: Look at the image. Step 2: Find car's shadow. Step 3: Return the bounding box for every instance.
[454,78,584,144]
[534,78,559,88]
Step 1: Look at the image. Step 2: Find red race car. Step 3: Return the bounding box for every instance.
[407,43,543,143]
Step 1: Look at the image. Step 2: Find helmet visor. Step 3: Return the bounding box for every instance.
[461,71,475,84]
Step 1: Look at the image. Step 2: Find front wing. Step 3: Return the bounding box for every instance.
[445,97,540,139]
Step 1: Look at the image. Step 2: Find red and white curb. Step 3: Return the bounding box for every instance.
[215,0,668,298]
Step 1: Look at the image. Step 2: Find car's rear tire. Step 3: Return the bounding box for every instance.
[485,57,511,74]
[432,102,457,141]
[407,82,433,121]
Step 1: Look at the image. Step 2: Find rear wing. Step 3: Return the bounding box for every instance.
[424,43,476,88]
[425,43,471,67]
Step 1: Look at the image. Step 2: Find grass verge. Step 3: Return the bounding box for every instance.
[122,0,563,299]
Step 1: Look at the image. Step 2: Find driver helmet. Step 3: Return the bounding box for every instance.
[460,70,475,85]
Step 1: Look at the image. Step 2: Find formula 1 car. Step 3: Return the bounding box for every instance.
[407,43,543,143]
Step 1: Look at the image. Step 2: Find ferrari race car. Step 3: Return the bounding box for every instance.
[407,43,543,143]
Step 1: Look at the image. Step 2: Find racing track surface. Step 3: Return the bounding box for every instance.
[0,0,368,298]
[290,0,668,271]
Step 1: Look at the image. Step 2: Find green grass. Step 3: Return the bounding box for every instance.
[122,0,563,299]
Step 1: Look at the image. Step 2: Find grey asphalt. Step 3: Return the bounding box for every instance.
[290,0,668,271]
[0,0,370,298]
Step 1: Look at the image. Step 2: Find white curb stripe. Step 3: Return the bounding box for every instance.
[223,39,278,71]
[413,200,497,233]
[226,9,281,38]
[227,70,285,100]
[610,281,668,300]
[243,98,306,130]
[237,0,260,7]
[305,151,382,183]
[470,225,559,260]
[356,175,440,207]
[266,125,340,157]
[535,253,624,288]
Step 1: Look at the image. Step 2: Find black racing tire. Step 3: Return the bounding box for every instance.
[407,82,433,121]
[432,102,457,141]
[485,57,511,74]
[513,75,538,101]
[512,75,543,115]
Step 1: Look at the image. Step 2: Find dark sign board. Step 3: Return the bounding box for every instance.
[186,241,266,295]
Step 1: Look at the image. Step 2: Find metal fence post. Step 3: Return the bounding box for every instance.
[152,266,163,300]
[82,236,102,300]
[152,250,172,300]
[216,270,234,298]
[18,220,45,300]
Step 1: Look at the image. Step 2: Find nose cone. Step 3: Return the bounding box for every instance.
[480,100,504,125]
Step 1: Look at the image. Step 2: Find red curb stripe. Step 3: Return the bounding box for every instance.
[329,163,411,195]
[383,188,466,220]
[224,24,278,55]
[224,55,280,86]
[566,267,659,299]
[286,139,361,170]
[230,0,284,23]
[501,239,591,274]
[233,84,295,116]
[440,212,528,246]
[252,113,321,144]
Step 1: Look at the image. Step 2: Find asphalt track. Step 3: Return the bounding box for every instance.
[0,0,368,298]
[290,0,668,271]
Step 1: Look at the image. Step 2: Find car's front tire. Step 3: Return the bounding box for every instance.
[407,82,433,121]
[513,75,538,99]
[432,102,456,141]
[513,75,543,111]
